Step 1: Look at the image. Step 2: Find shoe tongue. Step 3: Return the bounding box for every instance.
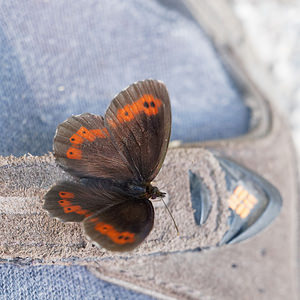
[0,149,230,261]
[0,149,282,262]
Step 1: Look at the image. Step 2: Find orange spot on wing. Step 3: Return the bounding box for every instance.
[94,222,135,244]
[90,128,109,138]
[110,231,135,244]
[59,191,74,198]
[108,228,121,241]
[138,94,162,116]
[76,209,90,215]
[69,133,84,145]
[76,127,96,142]
[108,119,117,129]
[66,147,82,159]
[95,222,114,234]
[64,205,82,213]
[89,218,99,223]
[57,195,92,218]
[103,128,109,136]
[117,105,135,123]
[58,199,72,207]
[110,94,163,128]
[122,232,135,243]
[130,101,140,115]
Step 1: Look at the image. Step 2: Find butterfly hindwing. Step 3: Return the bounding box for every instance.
[43,181,123,222]
[44,181,155,251]
[54,113,135,180]
[105,80,171,182]
[84,199,154,251]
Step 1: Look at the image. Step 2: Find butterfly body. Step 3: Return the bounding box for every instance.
[44,80,171,251]
[122,181,165,199]
[80,177,165,201]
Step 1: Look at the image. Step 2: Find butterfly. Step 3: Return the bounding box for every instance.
[43,79,171,251]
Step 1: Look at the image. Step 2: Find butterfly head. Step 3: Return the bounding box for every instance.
[147,184,166,199]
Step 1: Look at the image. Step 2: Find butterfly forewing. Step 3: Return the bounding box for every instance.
[84,199,154,251]
[53,113,135,180]
[105,80,171,182]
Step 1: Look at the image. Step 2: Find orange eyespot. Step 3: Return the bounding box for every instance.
[69,133,84,145]
[60,202,91,217]
[113,94,163,128]
[139,94,161,116]
[116,105,135,123]
[66,147,82,159]
[109,231,135,244]
[111,231,135,244]
[58,199,72,207]
[63,205,82,213]
[95,222,114,234]
[76,127,96,142]
[94,222,135,244]
[59,191,74,198]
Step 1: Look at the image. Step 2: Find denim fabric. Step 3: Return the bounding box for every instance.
[0,0,249,157]
[0,264,154,300]
[0,0,250,299]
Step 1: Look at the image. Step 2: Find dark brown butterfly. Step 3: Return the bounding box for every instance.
[43,79,171,251]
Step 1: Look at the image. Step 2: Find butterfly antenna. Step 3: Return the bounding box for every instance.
[161,197,179,235]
